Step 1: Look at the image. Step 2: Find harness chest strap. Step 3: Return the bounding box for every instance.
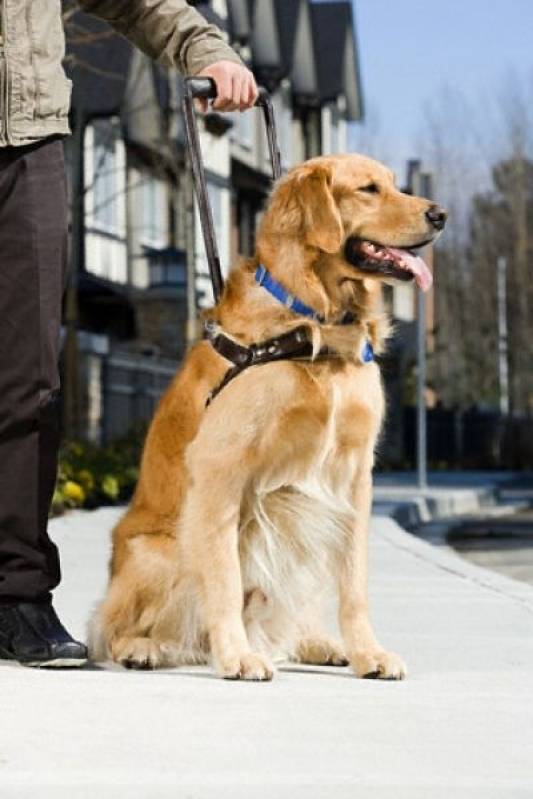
[204,321,374,406]
[203,264,374,406]
[204,322,319,406]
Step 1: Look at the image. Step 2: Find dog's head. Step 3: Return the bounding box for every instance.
[256,154,447,313]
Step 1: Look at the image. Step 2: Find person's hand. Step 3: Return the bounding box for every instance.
[194,60,258,113]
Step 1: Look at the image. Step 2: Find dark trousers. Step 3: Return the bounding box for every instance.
[0,137,68,603]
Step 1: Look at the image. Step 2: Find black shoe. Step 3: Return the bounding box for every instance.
[0,600,88,668]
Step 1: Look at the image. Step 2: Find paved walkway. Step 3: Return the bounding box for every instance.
[1,505,533,798]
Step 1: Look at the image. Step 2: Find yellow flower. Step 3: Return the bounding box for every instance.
[76,469,95,492]
[63,480,86,504]
[101,475,120,500]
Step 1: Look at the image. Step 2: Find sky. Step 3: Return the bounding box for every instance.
[344,0,533,176]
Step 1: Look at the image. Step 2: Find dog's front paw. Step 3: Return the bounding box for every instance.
[351,649,407,680]
[219,652,274,682]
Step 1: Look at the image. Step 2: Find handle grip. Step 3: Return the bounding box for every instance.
[186,77,217,100]
[185,77,271,108]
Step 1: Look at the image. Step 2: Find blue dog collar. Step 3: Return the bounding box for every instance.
[255,263,374,364]
[255,264,323,321]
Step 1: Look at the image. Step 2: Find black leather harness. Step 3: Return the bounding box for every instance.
[204,322,318,406]
[204,315,358,406]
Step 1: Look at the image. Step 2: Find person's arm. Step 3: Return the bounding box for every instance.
[77,0,257,110]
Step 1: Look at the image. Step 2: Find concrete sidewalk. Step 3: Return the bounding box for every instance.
[1,505,533,798]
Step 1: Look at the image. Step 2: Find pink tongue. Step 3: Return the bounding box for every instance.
[388,248,433,292]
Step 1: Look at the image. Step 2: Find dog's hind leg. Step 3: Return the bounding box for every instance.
[292,605,348,666]
[294,635,348,667]
[89,533,202,670]
[109,636,182,670]
[90,579,184,670]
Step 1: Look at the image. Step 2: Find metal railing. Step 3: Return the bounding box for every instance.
[101,351,177,441]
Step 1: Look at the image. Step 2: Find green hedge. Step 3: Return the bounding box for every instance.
[52,426,147,515]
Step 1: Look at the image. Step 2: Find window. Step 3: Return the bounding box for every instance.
[330,105,339,154]
[90,120,125,235]
[128,168,171,288]
[322,104,342,155]
[84,119,127,283]
[207,181,224,249]
[138,175,169,248]
[237,192,264,257]
[273,87,292,167]
[232,108,253,149]
[194,180,229,306]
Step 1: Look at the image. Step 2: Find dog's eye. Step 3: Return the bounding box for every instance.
[359,183,380,194]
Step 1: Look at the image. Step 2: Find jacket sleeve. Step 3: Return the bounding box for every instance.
[76,0,243,75]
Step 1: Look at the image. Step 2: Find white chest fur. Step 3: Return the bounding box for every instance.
[239,361,382,625]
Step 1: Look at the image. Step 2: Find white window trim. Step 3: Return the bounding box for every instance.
[85,120,127,240]
[231,109,254,151]
[139,175,169,252]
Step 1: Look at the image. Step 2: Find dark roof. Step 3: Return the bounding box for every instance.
[226,0,251,42]
[65,11,131,116]
[310,1,363,120]
[274,0,301,75]
[310,3,349,101]
[247,0,301,88]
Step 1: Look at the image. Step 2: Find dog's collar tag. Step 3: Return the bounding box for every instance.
[361,340,374,363]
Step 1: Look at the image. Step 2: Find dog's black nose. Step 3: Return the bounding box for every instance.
[425,204,447,230]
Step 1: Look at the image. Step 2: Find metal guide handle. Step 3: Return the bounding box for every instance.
[182,77,282,303]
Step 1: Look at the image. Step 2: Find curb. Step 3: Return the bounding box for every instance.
[372,485,496,528]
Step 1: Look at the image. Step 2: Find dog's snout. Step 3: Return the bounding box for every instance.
[425,204,447,231]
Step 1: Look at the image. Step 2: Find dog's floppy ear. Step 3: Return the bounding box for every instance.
[268,163,344,254]
[297,163,344,253]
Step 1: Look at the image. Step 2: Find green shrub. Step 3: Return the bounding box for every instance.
[52,425,147,515]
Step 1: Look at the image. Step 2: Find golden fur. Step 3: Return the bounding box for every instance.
[89,154,442,680]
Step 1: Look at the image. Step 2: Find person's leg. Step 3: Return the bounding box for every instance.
[0,138,65,601]
[0,137,86,666]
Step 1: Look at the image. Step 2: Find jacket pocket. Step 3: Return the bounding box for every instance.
[37,73,72,119]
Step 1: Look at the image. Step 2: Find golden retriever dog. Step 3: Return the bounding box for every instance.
[89,154,446,680]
